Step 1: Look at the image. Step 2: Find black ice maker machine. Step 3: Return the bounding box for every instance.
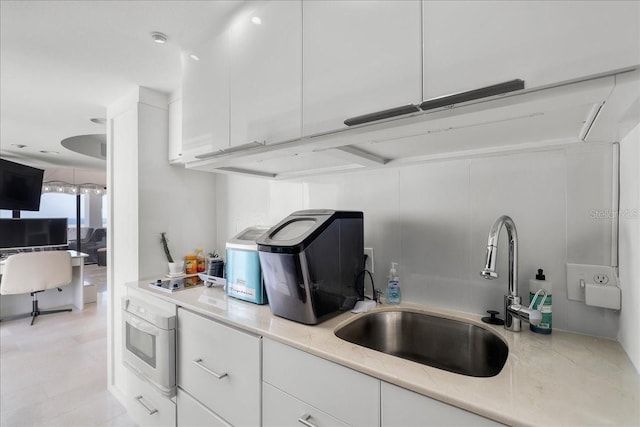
[256,210,364,325]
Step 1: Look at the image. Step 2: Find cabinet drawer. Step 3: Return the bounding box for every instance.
[381,382,502,426]
[263,338,379,427]
[127,371,176,427]
[177,308,261,426]
[177,388,230,427]
[263,382,348,427]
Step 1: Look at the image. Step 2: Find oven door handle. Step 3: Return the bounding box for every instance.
[134,395,158,415]
[193,358,228,379]
[126,314,161,336]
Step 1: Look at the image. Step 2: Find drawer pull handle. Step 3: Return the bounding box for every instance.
[297,413,318,427]
[134,395,158,415]
[193,358,228,379]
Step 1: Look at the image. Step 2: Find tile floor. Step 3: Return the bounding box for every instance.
[0,265,136,427]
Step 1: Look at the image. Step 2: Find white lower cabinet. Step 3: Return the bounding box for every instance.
[177,388,230,427]
[177,308,261,426]
[263,338,380,427]
[127,371,176,427]
[172,310,500,426]
[381,382,502,426]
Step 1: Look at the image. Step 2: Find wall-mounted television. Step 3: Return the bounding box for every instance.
[0,218,68,250]
[0,158,44,211]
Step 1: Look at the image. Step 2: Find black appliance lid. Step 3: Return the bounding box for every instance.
[257,210,362,254]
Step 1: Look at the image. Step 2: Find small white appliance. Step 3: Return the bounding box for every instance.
[226,226,269,304]
[122,296,176,396]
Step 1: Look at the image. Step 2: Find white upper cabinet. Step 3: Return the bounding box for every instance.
[168,91,182,164]
[228,0,302,147]
[422,1,640,100]
[302,0,423,136]
[181,32,230,160]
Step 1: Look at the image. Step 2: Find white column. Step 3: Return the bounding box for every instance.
[106,87,218,403]
[84,194,103,229]
[618,123,640,373]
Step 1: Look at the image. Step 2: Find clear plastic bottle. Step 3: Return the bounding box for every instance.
[387,262,401,304]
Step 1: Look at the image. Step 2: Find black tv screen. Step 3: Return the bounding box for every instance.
[0,218,68,250]
[0,158,44,211]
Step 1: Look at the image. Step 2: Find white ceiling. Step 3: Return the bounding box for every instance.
[0,0,242,171]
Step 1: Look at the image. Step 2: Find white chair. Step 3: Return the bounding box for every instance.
[0,251,73,325]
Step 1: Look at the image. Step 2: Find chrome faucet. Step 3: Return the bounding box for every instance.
[480,215,542,332]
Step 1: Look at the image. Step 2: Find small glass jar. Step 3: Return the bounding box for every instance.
[185,254,198,274]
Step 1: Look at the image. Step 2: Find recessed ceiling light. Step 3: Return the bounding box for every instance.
[251,16,262,25]
[151,32,168,44]
[11,144,27,148]
[90,118,106,125]
[189,53,200,61]
[40,150,59,154]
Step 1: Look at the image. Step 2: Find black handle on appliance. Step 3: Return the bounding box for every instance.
[344,104,420,127]
[420,79,525,111]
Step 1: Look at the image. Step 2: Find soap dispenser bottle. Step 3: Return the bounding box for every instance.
[529,268,552,334]
[387,262,401,304]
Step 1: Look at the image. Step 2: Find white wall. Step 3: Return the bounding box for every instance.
[106,87,217,402]
[216,142,619,338]
[619,123,640,372]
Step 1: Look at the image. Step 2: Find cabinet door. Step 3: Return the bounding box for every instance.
[303,0,422,136]
[422,1,640,99]
[263,338,379,427]
[181,33,230,159]
[168,94,182,163]
[263,382,349,427]
[228,0,302,146]
[381,382,502,426]
[177,308,261,426]
[127,371,176,427]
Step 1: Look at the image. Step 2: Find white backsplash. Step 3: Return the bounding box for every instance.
[215,143,618,338]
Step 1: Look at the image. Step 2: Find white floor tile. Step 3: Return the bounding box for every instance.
[0,266,136,427]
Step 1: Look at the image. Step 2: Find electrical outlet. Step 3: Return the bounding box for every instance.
[567,263,617,302]
[593,274,609,285]
[364,248,374,274]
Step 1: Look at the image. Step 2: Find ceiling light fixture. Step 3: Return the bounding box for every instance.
[251,16,262,25]
[42,181,106,196]
[151,32,168,44]
[189,53,200,61]
[90,118,106,125]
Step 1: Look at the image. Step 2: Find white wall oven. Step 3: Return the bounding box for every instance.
[122,296,176,396]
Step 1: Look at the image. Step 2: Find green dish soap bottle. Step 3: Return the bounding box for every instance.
[529,268,552,334]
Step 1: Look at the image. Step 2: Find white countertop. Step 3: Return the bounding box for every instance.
[128,277,640,426]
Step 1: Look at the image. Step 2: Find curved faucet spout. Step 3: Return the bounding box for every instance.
[480,215,518,298]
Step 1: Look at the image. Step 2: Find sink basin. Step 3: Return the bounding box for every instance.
[334,309,508,377]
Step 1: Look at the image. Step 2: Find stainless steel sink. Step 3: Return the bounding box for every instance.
[334,310,508,377]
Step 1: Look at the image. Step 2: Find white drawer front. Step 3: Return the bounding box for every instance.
[381,382,503,426]
[263,382,348,427]
[177,388,231,427]
[127,371,176,427]
[177,308,261,426]
[263,338,379,427]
